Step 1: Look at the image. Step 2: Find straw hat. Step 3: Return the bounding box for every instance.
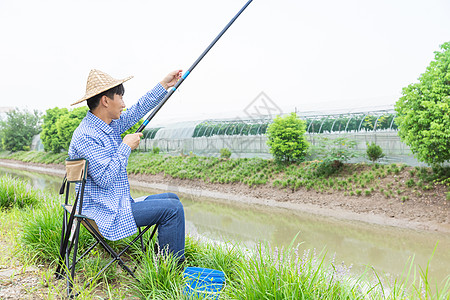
[71,69,133,106]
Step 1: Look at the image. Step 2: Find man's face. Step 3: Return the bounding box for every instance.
[107,94,125,120]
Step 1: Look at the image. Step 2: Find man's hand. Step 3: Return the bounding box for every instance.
[160,70,183,90]
[123,133,143,150]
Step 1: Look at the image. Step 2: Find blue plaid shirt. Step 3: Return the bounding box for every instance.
[68,83,167,241]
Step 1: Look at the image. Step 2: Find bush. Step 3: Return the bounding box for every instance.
[395,42,450,165]
[266,112,309,163]
[152,147,160,155]
[313,160,339,177]
[220,148,232,159]
[366,142,384,163]
[312,137,357,176]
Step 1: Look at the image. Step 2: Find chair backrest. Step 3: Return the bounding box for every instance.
[60,158,89,215]
[66,158,88,183]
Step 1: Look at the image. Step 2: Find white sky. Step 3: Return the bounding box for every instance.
[0,0,449,125]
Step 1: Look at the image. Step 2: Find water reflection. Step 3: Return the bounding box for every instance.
[1,167,449,284]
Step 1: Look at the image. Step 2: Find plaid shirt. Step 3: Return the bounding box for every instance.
[68,83,167,241]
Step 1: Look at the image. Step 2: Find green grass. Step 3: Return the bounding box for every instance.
[0,150,68,164]
[1,177,450,299]
[1,151,449,202]
[0,174,41,209]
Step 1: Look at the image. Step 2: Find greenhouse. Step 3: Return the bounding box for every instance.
[137,108,424,166]
[142,108,398,141]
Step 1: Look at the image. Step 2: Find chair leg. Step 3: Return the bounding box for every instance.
[64,222,160,294]
[55,210,68,279]
[138,227,144,252]
[67,220,81,298]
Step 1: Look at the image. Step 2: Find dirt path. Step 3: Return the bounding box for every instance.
[1,159,449,233]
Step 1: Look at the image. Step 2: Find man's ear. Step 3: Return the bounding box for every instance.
[100,95,109,108]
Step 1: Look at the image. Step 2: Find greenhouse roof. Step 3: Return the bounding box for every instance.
[144,107,398,139]
[153,120,202,139]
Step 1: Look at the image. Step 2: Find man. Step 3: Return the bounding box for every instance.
[68,69,185,263]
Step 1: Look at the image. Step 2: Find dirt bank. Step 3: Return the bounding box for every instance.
[1,159,449,233]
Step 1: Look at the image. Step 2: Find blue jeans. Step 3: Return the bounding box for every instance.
[131,193,185,260]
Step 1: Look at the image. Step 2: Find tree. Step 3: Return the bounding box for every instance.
[55,107,89,151]
[395,42,450,165]
[266,112,309,163]
[41,107,68,153]
[1,108,41,152]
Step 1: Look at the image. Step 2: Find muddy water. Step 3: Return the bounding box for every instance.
[1,166,449,285]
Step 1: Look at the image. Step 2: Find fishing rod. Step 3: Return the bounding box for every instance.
[136,0,253,133]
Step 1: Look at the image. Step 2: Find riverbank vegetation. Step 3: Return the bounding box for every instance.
[0,175,449,299]
[1,150,449,202]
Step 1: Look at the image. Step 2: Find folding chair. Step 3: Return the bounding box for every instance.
[55,158,158,297]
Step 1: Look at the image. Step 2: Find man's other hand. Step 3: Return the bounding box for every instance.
[160,70,183,90]
[123,133,143,150]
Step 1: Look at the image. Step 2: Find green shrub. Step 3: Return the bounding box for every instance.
[220,148,232,159]
[366,142,384,163]
[313,160,341,177]
[312,137,357,176]
[266,112,309,163]
[0,175,40,209]
[152,147,160,155]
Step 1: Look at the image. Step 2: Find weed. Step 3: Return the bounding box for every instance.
[405,179,416,188]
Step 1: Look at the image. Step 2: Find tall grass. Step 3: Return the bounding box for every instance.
[0,174,40,209]
[132,237,450,300]
[20,191,96,263]
[224,245,357,299]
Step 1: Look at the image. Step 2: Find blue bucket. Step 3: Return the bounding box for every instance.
[183,267,225,299]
